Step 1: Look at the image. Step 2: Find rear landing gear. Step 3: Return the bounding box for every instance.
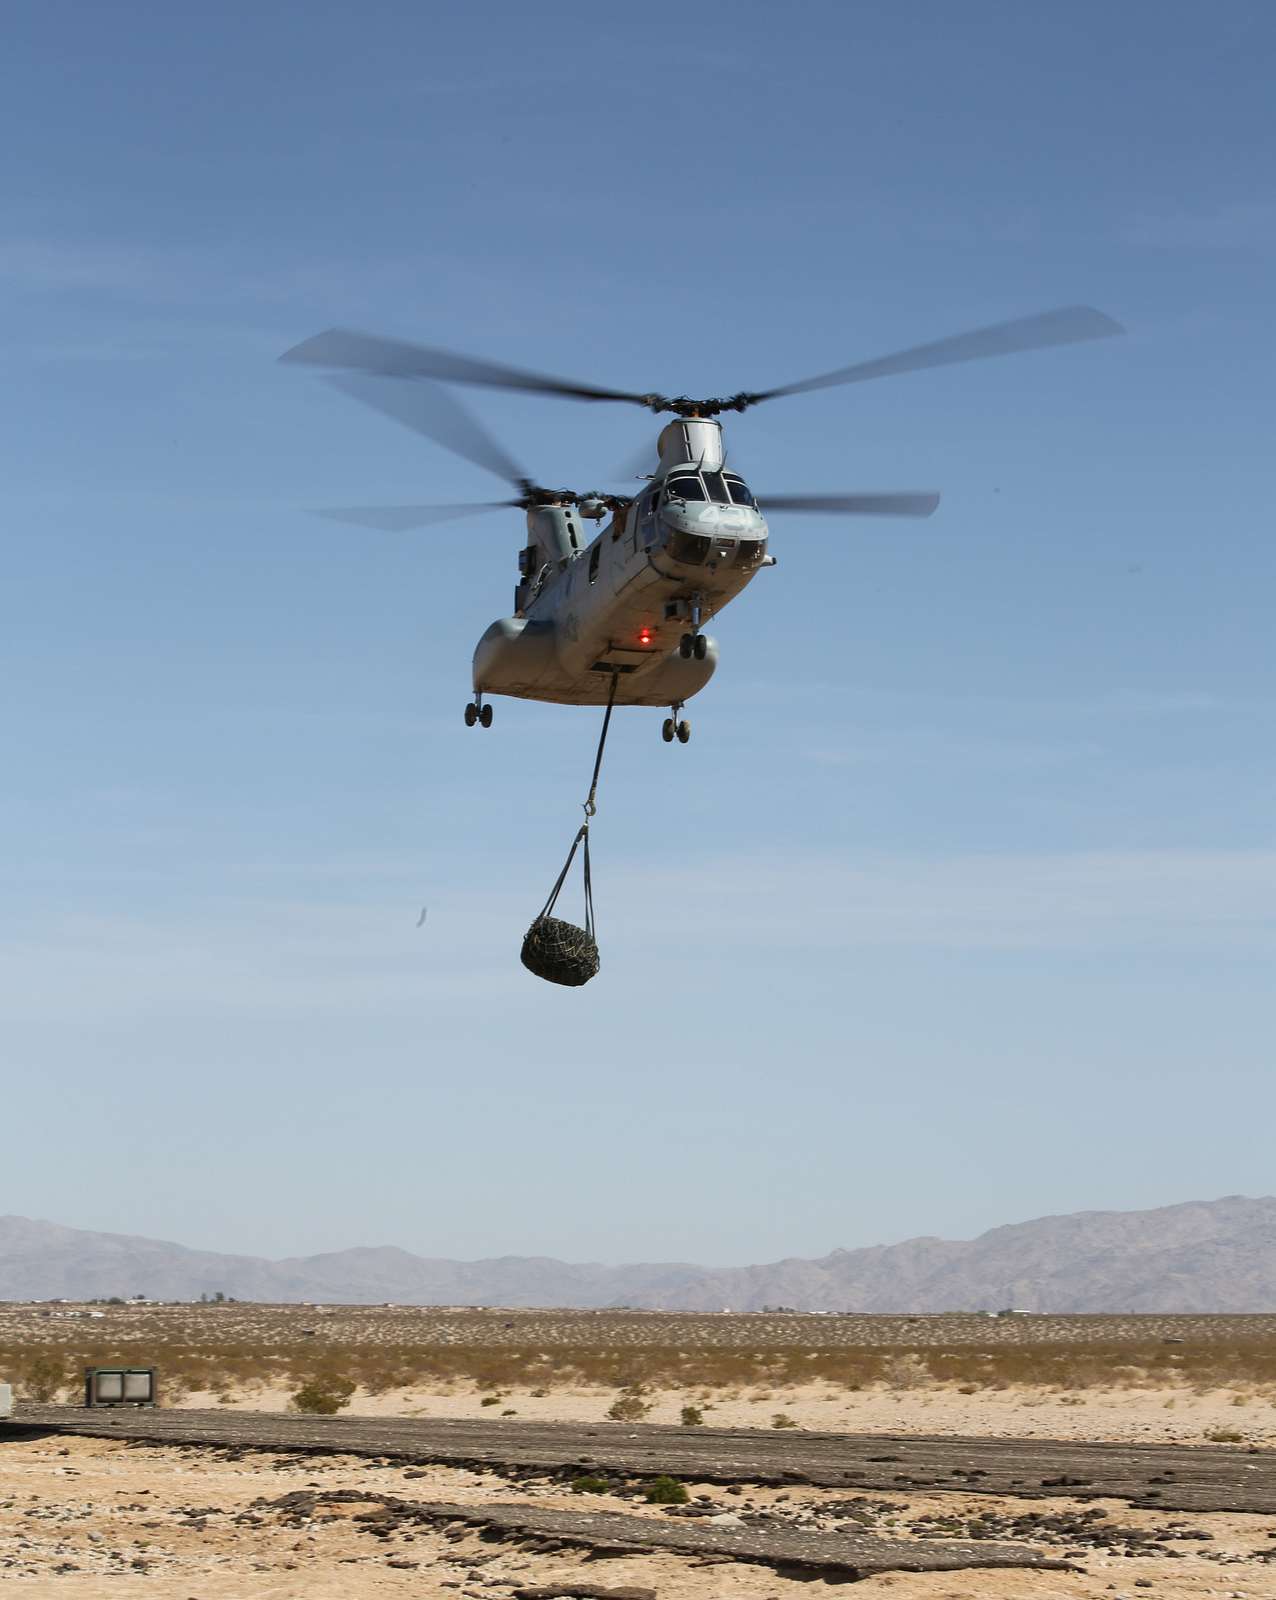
[662,705,691,745]
[465,696,493,729]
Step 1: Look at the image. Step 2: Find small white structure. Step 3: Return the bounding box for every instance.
[0,1382,12,1419]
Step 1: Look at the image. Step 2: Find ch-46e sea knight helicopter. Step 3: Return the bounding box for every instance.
[281,306,1121,743]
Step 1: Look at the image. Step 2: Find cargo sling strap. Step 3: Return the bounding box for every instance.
[535,669,619,938]
[535,818,595,940]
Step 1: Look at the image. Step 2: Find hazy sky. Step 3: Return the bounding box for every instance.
[3,2,1274,1266]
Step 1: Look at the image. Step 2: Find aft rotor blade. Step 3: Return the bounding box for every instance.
[751,306,1123,403]
[327,374,529,491]
[609,438,659,483]
[313,501,516,531]
[759,492,941,518]
[283,328,654,407]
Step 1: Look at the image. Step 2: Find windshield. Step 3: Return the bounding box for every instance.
[703,470,730,503]
[666,472,757,508]
[666,474,706,502]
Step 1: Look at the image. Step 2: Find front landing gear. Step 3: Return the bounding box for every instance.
[661,704,691,744]
[679,632,708,661]
[465,696,493,729]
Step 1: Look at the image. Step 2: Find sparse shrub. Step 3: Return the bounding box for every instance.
[956,1383,979,1395]
[607,1385,651,1422]
[1204,1427,1244,1443]
[501,1408,517,1415]
[883,1352,928,1389]
[361,1365,405,1396]
[607,1394,650,1421]
[644,1475,688,1504]
[771,1412,798,1429]
[480,1395,501,1406]
[22,1353,67,1403]
[680,1405,705,1426]
[291,1373,356,1415]
[570,1474,610,1495]
[530,1387,549,1397]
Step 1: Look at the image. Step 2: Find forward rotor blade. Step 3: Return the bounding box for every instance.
[283,328,654,407]
[327,374,529,490]
[312,501,515,531]
[759,492,941,518]
[752,306,1123,403]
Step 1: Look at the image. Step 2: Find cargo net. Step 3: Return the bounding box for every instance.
[521,826,599,987]
[520,674,616,988]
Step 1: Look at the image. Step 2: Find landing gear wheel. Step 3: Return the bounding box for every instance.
[676,720,691,744]
[479,703,493,728]
[679,633,693,659]
[692,634,708,661]
[661,718,675,743]
[464,702,478,727]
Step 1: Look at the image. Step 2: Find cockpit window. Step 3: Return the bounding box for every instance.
[666,474,706,502]
[725,475,757,508]
[702,470,730,503]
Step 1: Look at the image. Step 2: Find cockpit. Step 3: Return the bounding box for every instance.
[665,471,758,508]
[656,469,767,570]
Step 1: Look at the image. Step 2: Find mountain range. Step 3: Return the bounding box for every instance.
[2,1196,1274,1311]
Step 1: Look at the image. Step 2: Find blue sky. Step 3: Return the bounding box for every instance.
[3,1,1274,1267]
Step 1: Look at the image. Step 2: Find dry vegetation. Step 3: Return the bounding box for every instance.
[3,1303,1276,1406]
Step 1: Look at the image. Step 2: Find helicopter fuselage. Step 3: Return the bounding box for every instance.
[472,419,769,708]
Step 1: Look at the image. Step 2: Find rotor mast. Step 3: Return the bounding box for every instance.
[657,417,725,471]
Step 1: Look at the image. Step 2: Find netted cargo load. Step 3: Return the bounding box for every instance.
[520,912,600,987]
[521,820,599,987]
[520,675,616,988]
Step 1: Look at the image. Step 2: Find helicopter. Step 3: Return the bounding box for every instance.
[281,306,1122,744]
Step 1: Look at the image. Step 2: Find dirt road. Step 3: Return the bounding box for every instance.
[13,1404,1276,1513]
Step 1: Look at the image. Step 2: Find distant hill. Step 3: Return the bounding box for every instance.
[2,1196,1274,1311]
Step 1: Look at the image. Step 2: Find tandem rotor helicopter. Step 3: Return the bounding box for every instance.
[281,306,1122,745]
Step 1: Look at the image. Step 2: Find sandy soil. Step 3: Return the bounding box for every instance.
[168,1379,1276,1447]
[3,1431,1275,1599]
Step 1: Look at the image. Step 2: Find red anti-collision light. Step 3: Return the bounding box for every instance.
[638,627,653,646]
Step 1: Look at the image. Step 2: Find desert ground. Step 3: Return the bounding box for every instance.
[4,1306,1276,1596]
[5,1430,1276,1598]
